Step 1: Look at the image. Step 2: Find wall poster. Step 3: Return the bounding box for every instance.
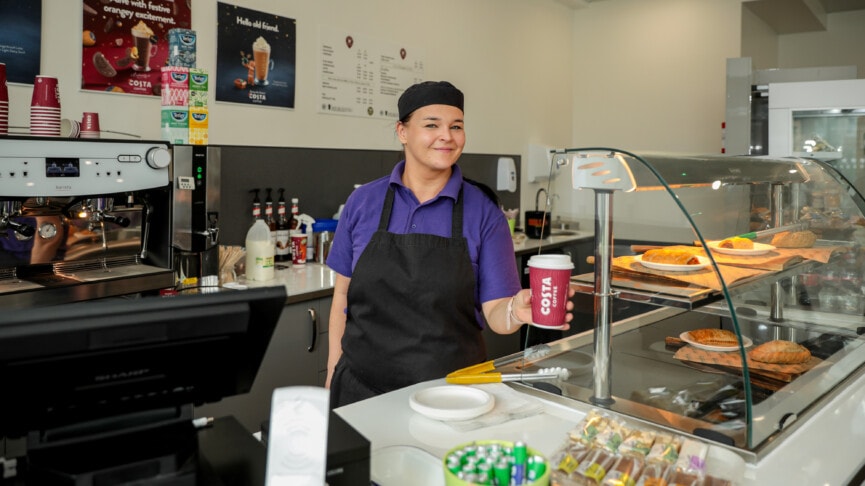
[0,0,42,84]
[81,0,191,96]
[215,2,296,109]
[318,26,424,120]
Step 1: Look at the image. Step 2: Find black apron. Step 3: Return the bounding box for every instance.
[331,186,485,408]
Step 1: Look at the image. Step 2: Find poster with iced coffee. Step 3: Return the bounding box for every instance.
[214,3,296,109]
[80,0,191,96]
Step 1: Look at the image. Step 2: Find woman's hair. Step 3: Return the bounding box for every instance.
[464,178,499,206]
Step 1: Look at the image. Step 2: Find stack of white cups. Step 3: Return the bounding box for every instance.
[30,75,61,137]
[0,63,8,135]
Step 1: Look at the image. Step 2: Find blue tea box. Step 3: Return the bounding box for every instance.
[168,28,196,67]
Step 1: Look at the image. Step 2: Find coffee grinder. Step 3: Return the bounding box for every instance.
[171,145,220,289]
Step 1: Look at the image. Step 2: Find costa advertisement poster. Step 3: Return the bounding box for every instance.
[81,0,191,96]
[215,3,296,109]
[0,0,42,84]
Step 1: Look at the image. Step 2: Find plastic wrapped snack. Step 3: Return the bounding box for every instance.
[553,443,591,477]
[673,439,708,477]
[618,428,657,458]
[570,410,611,445]
[601,454,645,486]
[635,462,669,486]
[646,433,682,465]
[593,418,632,453]
[572,448,616,485]
[663,468,702,486]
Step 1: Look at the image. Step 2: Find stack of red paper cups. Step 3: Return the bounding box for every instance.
[30,75,61,137]
[0,63,8,135]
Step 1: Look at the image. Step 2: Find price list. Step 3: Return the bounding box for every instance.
[318,26,424,120]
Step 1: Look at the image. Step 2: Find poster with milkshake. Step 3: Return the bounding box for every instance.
[81,0,191,96]
[214,3,296,109]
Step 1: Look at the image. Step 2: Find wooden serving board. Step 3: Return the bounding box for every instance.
[672,344,821,383]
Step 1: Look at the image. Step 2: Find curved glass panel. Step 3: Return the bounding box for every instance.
[497,148,865,459]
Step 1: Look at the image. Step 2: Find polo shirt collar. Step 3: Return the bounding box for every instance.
[389,160,463,202]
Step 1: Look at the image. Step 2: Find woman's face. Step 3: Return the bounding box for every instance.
[397,104,465,173]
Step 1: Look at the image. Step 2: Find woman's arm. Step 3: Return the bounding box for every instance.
[325,273,350,388]
[481,287,575,335]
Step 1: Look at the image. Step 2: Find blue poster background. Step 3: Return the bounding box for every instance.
[0,0,42,84]
[215,3,296,109]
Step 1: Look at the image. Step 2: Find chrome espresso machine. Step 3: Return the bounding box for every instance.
[0,137,174,308]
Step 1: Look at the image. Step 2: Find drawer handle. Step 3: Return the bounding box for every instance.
[307,308,317,352]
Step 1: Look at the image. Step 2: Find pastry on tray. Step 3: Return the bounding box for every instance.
[770,230,817,248]
[687,328,738,347]
[718,236,754,249]
[642,248,700,265]
[749,340,812,364]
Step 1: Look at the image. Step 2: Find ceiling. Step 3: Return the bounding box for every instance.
[743,0,865,34]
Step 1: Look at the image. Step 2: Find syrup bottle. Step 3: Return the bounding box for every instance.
[275,188,291,262]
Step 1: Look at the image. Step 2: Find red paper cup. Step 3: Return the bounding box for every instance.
[290,231,307,265]
[31,75,60,108]
[528,254,573,329]
[81,112,100,132]
[0,63,7,103]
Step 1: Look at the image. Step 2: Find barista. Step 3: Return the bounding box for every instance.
[325,80,577,407]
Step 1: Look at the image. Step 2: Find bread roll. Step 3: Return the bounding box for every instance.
[770,230,817,248]
[642,249,700,265]
[718,236,754,249]
[749,340,811,364]
[687,328,738,346]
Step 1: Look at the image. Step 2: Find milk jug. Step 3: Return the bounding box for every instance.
[245,219,274,281]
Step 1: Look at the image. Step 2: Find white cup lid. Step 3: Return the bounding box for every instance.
[527,254,574,269]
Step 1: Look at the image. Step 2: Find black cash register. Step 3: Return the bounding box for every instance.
[0,286,287,485]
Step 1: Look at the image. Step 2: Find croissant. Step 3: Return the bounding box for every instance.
[749,340,811,364]
[687,328,738,346]
[718,237,754,249]
[642,249,700,265]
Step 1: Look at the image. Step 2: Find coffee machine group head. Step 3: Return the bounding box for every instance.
[171,145,221,289]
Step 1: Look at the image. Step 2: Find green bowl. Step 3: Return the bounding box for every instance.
[443,440,550,486]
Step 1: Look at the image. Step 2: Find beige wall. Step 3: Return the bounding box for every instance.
[741,5,779,71]
[7,0,574,157]
[777,9,865,75]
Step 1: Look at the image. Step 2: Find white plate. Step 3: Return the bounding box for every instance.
[635,254,711,272]
[706,240,775,256]
[409,385,494,421]
[680,331,753,352]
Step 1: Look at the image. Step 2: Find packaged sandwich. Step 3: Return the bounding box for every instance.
[673,439,708,477]
[635,462,669,486]
[594,418,632,453]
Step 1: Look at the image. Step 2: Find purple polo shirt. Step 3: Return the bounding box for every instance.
[326,162,521,327]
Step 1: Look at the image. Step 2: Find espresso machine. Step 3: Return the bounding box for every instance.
[171,145,220,289]
[0,137,174,308]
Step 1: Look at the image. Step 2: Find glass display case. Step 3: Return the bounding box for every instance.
[792,108,865,198]
[495,149,865,464]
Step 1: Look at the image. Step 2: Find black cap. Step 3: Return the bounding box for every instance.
[397,81,464,121]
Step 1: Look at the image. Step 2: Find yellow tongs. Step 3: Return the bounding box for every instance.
[445,344,569,384]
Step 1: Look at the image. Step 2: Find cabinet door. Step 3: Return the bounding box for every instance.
[195,297,329,434]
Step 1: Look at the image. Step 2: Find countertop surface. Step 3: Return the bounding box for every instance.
[234,231,593,303]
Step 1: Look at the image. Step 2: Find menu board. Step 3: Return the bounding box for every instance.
[318,26,424,120]
[0,0,41,84]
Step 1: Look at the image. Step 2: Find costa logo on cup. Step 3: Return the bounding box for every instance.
[537,276,557,316]
[528,254,573,329]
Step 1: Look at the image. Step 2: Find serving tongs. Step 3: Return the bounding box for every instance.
[445,344,571,384]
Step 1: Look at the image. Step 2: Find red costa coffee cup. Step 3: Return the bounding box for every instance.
[528,254,574,329]
[0,63,8,103]
[290,231,307,265]
[31,75,60,108]
[81,112,100,132]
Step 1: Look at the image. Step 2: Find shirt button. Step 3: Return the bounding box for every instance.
[411,224,417,229]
